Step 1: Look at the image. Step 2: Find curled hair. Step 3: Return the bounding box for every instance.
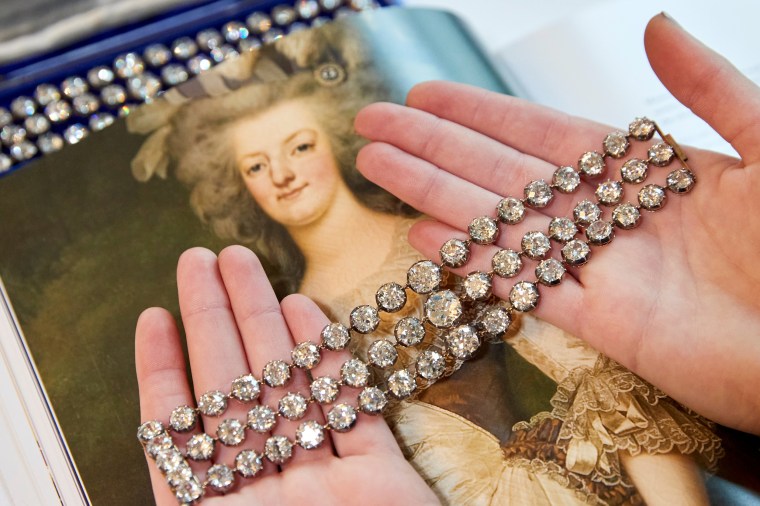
[165,24,417,295]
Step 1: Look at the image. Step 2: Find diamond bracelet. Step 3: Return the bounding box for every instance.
[137,117,696,503]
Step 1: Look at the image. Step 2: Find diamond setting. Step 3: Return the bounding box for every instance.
[279,392,309,420]
[595,180,624,206]
[578,151,605,177]
[638,184,667,210]
[327,403,357,431]
[407,260,441,294]
[445,325,480,360]
[296,420,325,450]
[463,271,492,300]
[477,306,512,336]
[340,358,370,387]
[536,258,566,286]
[376,282,407,312]
[524,180,554,207]
[198,390,227,416]
[573,200,602,225]
[521,231,551,259]
[321,322,350,350]
[553,166,581,193]
[231,374,261,402]
[368,340,398,368]
[186,433,215,461]
[648,142,675,166]
[292,341,321,369]
[621,158,648,183]
[265,435,293,464]
[207,464,235,492]
[235,450,264,478]
[395,317,426,346]
[586,220,615,245]
[310,376,340,404]
[612,203,641,229]
[497,197,526,224]
[217,418,245,446]
[424,290,463,328]
[469,216,499,244]
[358,386,387,414]
[169,406,196,432]
[350,305,380,334]
[666,168,696,193]
[387,369,416,399]
[603,131,630,158]
[247,405,277,433]
[509,281,540,312]
[263,360,291,387]
[548,217,578,242]
[561,240,591,266]
[440,238,470,267]
[629,117,656,140]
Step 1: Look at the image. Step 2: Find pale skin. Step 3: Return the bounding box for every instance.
[137,13,759,505]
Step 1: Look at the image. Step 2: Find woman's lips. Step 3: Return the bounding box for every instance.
[278,183,307,200]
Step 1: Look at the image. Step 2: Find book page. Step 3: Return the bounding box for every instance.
[497,0,759,155]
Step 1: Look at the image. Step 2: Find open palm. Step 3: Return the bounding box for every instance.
[136,246,438,505]
[354,14,760,434]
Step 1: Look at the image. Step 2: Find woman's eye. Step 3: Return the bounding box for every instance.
[247,162,265,174]
[294,142,315,154]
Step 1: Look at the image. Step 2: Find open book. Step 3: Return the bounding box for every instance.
[1,3,758,505]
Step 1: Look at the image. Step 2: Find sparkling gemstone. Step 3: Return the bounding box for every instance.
[10,140,37,161]
[143,44,172,67]
[137,420,165,442]
[1,125,26,146]
[156,446,184,471]
[0,108,11,128]
[416,349,446,380]
[296,0,321,18]
[87,66,115,88]
[477,305,512,336]
[222,21,250,43]
[468,216,499,244]
[491,249,522,277]
[161,64,190,86]
[292,341,321,368]
[88,113,115,131]
[171,37,199,60]
[638,184,667,210]
[231,374,261,402]
[72,93,99,116]
[196,29,224,51]
[34,84,60,106]
[247,405,277,432]
[247,12,273,33]
[445,325,480,360]
[11,96,36,118]
[262,360,291,387]
[358,386,387,414]
[198,390,227,416]
[524,180,554,207]
[439,238,470,267]
[272,5,297,25]
[210,44,239,62]
[37,132,64,154]
[578,151,605,177]
[510,281,540,312]
[169,405,197,432]
[265,435,293,464]
[235,450,264,478]
[126,73,162,101]
[328,403,358,431]
[595,180,624,206]
[394,317,425,346]
[376,282,407,312]
[552,165,581,193]
[297,420,325,450]
[146,434,174,457]
[279,392,308,420]
[612,203,641,229]
[573,199,602,225]
[521,231,551,259]
[536,258,566,286]
[310,376,340,403]
[464,271,492,300]
[217,418,246,446]
[63,124,89,144]
[166,462,193,487]
[424,290,463,328]
[187,55,213,75]
[61,76,89,98]
[496,196,525,224]
[666,168,696,193]
[628,117,656,140]
[321,322,350,350]
[113,53,144,79]
[368,339,398,368]
[586,220,615,245]
[261,28,284,44]
[387,370,416,399]
[44,101,72,123]
[340,358,370,387]
[0,154,11,172]
[350,304,380,333]
[174,476,203,503]
[648,142,675,166]
[561,240,591,266]
[101,84,127,107]
[186,433,215,460]
[548,217,577,242]
[238,38,262,52]
[603,131,630,158]
[207,464,235,492]
[620,158,648,184]
[320,0,343,9]
[407,260,442,294]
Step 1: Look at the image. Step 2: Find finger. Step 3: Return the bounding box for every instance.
[401,80,613,168]
[135,307,196,506]
[217,245,319,465]
[281,294,403,458]
[645,13,760,162]
[177,248,270,473]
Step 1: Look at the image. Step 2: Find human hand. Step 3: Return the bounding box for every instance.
[136,246,439,505]
[354,14,760,434]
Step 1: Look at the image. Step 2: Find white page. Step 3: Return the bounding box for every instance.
[498,0,759,155]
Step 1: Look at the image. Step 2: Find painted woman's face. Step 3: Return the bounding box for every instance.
[232,99,343,228]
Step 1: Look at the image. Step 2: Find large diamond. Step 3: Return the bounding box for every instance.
[340,358,370,387]
[247,405,277,432]
[416,350,446,381]
[126,73,162,101]
[197,390,227,416]
[552,166,581,193]
[292,341,321,369]
[143,43,172,66]
[521,231,551,259]
[137,420,165,442]
[395,317,426,346]
[173,476,203,504]
[509,281,540,312]
[62,124,88,145]
[161,64,190,86]
[72,93,99,116]
[321,322,350,350]
[297,420,325,450]
[350,304,380,334]
[561,240,591,266]
[477,305,512,336]
[548,217,577,242]
[440,238,470,267]
[629,117,656,140]
[113,53,144,79]
[368,340,398,368]
[310,376,340,404]
[146,434,174,457]
[44,101,72,123]
[262,360,291,387]
[445,325,480,360]
[407,260,442,294]
[463,271,492,300]
[468,216,499,244]
[279,392,308,420]
[376,282,407,312]
[638,184,667,210]
[648,142,675,166]
[424,290,462,328]
[265,435,293,464]
[621,158,648,183]
[387,370,416,399]
[217,418,245,446]
[573,200,602,225]
[603,131,630,158]
[358,386,388,414]
[235,450,264,478]
[34,84,61,106]
[207,464,235,492]
[578,151,605,177]
[524,179,554,208]
[536,259,566,286]
[666,168,696,193]
[586,220,615,245]
[156,447,184,472]
[186,433,215,461]
[612,203,641,229]
[327,404,357,432]
[166,462,193,487]
[169,406,196,432]
[595,180,624,206]
[100,84,127,106]
[492,249,522,277]
[231,374,261,402]
[497,197,526,224]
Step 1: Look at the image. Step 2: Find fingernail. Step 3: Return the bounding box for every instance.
[659,11,682,28]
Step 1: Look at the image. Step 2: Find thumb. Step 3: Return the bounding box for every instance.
[644,12,760,162]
